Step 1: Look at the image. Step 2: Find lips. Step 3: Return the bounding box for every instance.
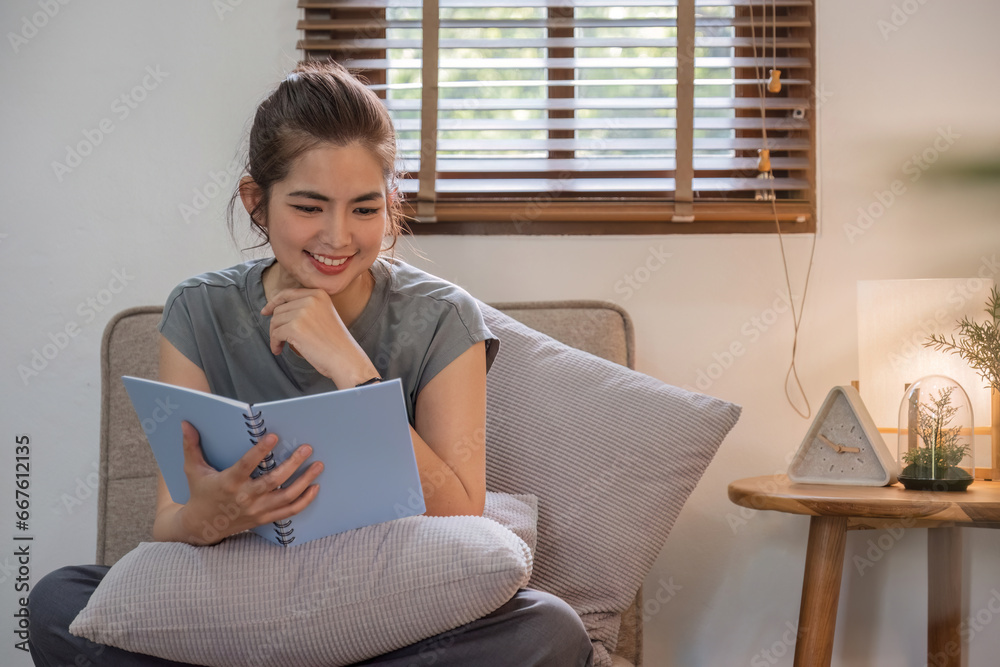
[305,250,354,275]
[307,251,350,267]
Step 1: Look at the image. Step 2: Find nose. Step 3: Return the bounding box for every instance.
[318,209,352,249]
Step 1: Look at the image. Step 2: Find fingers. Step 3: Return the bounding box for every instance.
[270,338,285,356]
[179,426,323,540]
[260,289,345,360]
[260,288,318,317]
[181,420,199,453]
[231,432,281,478]
[247,454,324,526]
[256,460,324,522]
[258,482,321,526]
[231,437,320,496]
[279,461,324,498]
[263,303,298,355]
[254,444,317,492]
[180,421,213,475]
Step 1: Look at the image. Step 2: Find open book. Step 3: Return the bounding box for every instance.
[121,376,425,546]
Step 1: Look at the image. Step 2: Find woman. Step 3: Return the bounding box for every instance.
[29,60,593,667]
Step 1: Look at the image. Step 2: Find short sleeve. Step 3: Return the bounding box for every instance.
[157,283,204,370]
[415,293,499,395]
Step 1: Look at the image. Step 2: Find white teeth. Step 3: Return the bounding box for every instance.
[309,252,347,267]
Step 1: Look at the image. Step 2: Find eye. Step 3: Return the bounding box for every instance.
[291,204,320,213]
[355,207,380,216]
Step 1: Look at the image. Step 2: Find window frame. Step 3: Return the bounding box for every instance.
[297,0,817,235]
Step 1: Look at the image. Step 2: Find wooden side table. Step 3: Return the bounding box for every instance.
[728,475,1000,667]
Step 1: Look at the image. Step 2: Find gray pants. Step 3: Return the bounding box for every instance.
[28,565,594,667]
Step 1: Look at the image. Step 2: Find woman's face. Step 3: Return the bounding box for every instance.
[257,142,388,302]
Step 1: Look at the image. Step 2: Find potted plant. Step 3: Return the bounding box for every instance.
[897,383,974,491]
[924,285,1000,394]
[905,285,1000,490]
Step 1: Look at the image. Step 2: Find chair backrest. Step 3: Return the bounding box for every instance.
[96,300,640,664]
[96,306,164,565]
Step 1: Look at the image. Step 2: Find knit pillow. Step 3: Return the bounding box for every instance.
[480,304,741,666]
[70,492,536,667]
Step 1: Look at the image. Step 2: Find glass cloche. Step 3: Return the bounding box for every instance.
[897,375,974,491]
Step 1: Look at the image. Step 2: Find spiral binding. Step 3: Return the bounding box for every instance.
[244,408,295,546]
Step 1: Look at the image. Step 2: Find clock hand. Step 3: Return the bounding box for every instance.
[818,433,861,454]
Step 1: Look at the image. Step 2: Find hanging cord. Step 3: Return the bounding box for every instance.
[767,0,782,94]
[749,0,817,419]
[771,0,777,74]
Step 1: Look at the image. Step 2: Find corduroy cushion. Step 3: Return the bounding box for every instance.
[70,492,536,667]
[479,304,741,667]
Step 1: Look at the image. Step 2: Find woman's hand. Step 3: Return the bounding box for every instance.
[260,288,378,387]
[173,421,323,546]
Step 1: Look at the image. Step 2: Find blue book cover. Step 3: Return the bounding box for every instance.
[121,376,425,546]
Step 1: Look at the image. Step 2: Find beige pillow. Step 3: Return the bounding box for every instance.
[70,492,536,667]
[480,304,741,666]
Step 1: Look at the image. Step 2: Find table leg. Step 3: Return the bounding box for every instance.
[927,527,962,667]
[793,515,848,667]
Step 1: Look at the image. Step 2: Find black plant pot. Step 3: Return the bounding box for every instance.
[898,465,974,492]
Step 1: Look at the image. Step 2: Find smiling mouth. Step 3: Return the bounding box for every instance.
[306,250,352,267]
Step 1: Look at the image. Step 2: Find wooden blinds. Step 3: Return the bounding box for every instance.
[298,0,816,234]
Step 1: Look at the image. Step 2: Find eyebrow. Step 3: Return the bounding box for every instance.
[286,190,384,204]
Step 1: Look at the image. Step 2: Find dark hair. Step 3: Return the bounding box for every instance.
[227,60,405,253]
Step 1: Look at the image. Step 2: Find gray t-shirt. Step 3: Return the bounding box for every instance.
[157,256,499,424]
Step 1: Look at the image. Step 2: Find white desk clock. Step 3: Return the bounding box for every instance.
[788,385,899,486]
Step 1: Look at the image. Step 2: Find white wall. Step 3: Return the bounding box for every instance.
[2,1,998,665]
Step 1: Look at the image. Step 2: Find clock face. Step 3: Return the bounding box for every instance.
[788,387,898,486]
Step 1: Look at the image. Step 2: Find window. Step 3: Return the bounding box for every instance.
[298,0,816,234]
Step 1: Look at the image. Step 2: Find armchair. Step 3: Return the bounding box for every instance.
[95,300,705,666]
